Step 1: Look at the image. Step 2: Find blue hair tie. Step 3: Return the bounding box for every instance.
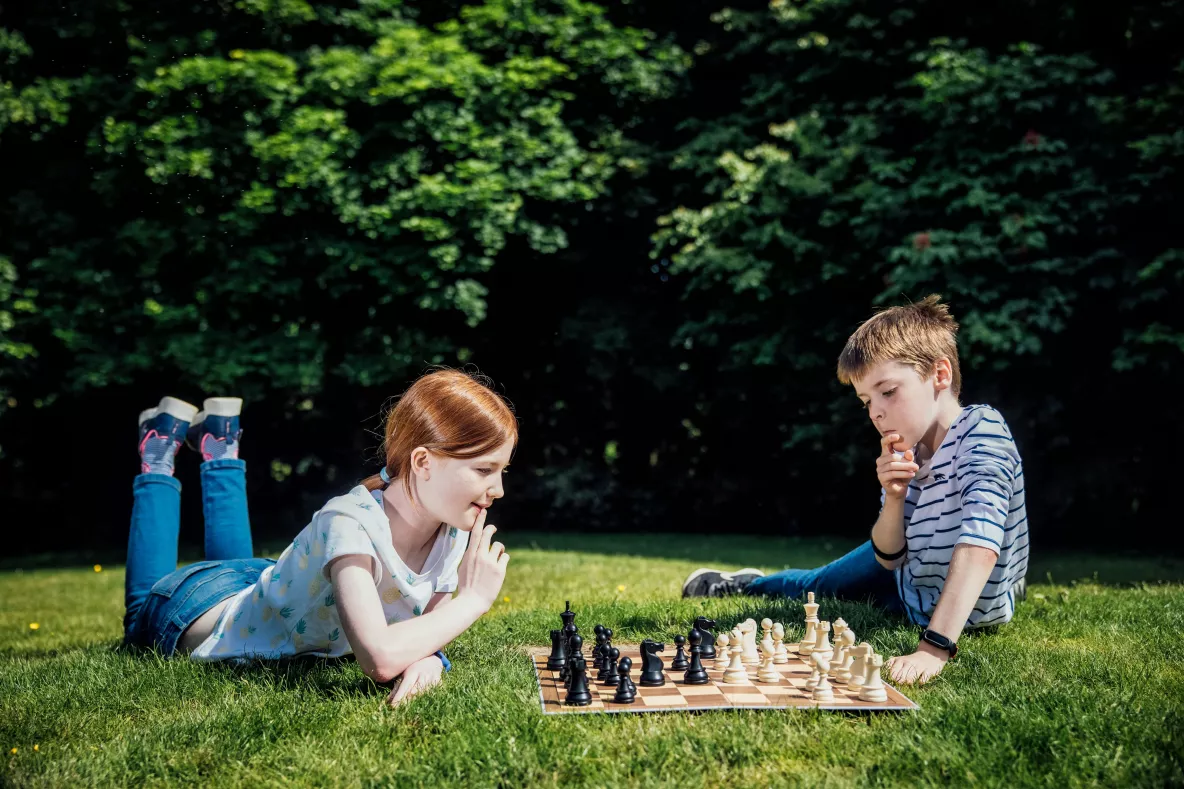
[379,467,391,485]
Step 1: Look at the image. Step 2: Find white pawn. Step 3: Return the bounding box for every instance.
[846,643,872,690]
[757,641,780,683]
[858,653,888,702]
[832,617,847,647]
[833,629,857,682]
[811,652,834,702]
[714,631,732,672]
[760,618,775,658]
[772,623,789,664]
[814,620,834,661]
[722,627,749,684]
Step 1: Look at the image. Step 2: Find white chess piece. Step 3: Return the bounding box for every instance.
[834,629,857,682]
[772,623,789,664]
[757,640,780,683]
[714,631,732,672]
[813,620,834,661]
[741,619,760,665]
[831,618,847,651]
[811,652,834,702]
[829,641,847,680]
[858,653,888,702]
[800,592,819,654]
[760,618,775,658]
[846,643,872,690]
[722,627,750,684]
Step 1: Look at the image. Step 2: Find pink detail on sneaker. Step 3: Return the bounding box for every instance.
[199,434,232,462]
[138,429,161,455]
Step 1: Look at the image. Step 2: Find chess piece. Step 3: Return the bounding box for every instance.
[760,618,775,658]
[613,657,637,704]
[833,629,856,681]
[693,616,717,660]
[671,634,689,671]
[772,623,789,664]
[757,644,786,682]
[814,621,833,661]
[800,592,820,654]
[847,643,872,690]
[722,628,750,684]
[602,647,621,686]
[714,632,731,671]
[560,600,576,630]
[565,656,593,706]
[811,652,834,702]
[683,628,710,685]
[832,617,847,647]
[602,628,614,670]
[593,624,607,671]
[547,628,568,670]
[858,654,888,702]
[740,619,760,665]
[564,634,584,687]
[560,622,579,682]
[639,640,667,686]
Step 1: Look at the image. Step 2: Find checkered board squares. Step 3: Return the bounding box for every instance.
[530,644,919,714]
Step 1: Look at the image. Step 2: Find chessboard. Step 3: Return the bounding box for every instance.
[528,643,918,715]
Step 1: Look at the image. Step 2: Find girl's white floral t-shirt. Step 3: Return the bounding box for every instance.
[191,485,467,661]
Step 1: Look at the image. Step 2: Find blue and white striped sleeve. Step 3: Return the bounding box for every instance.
[953,414,1019,556]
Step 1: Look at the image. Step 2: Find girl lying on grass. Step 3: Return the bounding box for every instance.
[123,368,515,706]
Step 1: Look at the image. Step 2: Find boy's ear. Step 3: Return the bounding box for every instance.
[933,358,953,391]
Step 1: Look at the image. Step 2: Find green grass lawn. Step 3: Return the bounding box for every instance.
[3,533,1183,788]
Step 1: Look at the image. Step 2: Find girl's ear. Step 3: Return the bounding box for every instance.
[410,447,432,481]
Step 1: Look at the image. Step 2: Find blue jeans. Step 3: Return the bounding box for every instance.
[745,540,905,613]
[124,458,271,655]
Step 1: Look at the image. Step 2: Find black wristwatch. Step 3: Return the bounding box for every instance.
[919,629,958,658]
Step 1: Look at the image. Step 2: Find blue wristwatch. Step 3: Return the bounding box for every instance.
[435,650,451,672]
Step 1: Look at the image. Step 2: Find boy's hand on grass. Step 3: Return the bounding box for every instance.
[877,433,919,499]
[388,654,445,707]
[886,642,947,685]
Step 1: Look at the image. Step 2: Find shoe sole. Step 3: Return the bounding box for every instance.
[138,396,198,427]
[681,567,765,598]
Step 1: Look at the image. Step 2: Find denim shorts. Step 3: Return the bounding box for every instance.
[125,557,275,656]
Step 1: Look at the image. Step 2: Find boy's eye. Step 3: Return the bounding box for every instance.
[882,388,897,398]
[476,468,492,474]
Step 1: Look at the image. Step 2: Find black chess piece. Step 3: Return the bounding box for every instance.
[560,622,579,682]
[694,616,717,660]
[564,633,584,687]
[670,634,689,671]
[639,639,667,686]
[601,628,614,670]
[560,601,576,630]
[601,647,621,686]
[612,657,636,704]
[593,626,608,674]
[547,628,568,671]
[565,656,593,706]
[683,627,710,685]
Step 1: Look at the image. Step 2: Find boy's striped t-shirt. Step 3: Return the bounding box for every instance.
[889,404,1029,628]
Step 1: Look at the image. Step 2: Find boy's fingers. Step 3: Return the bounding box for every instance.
[880,433,901,456]
[480,524,496,552]
[497,551,510,569]
[490,541,505,559]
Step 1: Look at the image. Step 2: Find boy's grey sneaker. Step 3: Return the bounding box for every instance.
[681,567,765,598]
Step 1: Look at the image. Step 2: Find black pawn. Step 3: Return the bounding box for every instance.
[560,622,579,682]
[694,616,717,660]
[564,633,584,687]
[547,628,568,671]
[565,657,593,706]
[612,657,636,704]
[601,647,621,686]
[671,634,689,671]
[593,626,608,675]
[683,627,710,685]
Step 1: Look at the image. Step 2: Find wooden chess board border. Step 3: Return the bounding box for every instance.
[528,645,919,715]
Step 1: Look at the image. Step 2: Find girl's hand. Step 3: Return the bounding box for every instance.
[387,654,444,707]
[455,511,509,613]
[877,433,919,499]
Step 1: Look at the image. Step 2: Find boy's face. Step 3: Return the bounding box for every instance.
[852,360,950,453]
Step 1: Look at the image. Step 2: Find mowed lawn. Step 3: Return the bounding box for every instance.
[2,533,1183,788]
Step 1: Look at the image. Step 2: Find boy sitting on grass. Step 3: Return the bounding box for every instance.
[682,295,1029,685]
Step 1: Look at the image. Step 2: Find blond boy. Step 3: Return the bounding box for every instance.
[682,296,1029,684]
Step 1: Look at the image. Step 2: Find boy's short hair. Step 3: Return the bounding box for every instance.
[837,294,962,396]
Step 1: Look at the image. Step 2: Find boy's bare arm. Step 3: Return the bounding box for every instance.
[871,497,907,570]
[925,543,998,642]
